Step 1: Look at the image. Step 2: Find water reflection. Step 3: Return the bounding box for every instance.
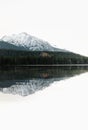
[0,66,88,96]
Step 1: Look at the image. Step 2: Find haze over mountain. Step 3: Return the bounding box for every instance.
[0,32,67,52]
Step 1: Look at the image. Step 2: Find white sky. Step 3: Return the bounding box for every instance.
[0,0,88,56]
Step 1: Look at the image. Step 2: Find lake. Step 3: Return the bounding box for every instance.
[0,66,88,130]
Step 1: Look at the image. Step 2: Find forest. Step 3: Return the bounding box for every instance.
[0,49,88,66]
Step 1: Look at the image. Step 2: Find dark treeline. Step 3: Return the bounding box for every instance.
[0,49,88,65]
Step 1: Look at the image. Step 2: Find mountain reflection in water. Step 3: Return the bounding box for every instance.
[0,66,88,96]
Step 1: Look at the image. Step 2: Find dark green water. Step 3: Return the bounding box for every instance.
[0,66,88,96]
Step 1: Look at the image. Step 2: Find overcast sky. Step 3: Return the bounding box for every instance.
[0,0,88,56]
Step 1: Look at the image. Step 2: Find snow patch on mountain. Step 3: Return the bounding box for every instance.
[1,32,67,52]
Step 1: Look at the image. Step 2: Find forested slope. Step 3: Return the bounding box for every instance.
[0,49,88,65]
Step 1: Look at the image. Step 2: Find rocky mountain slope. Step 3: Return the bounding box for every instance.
[1,32,67,52]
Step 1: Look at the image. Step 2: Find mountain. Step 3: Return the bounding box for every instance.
[0,41,27,51]
[1,32,67,52]
[0,32,88,66]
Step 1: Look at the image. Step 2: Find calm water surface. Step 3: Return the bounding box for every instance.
[0,66,88,130]
[0,66,88,96]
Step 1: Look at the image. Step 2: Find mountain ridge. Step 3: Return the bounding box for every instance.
[1,32,67,52]
[0,32,88,66]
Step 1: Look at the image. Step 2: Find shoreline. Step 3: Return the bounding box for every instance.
[1,64,88,67]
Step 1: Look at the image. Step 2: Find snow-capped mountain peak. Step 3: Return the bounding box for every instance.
[2,32,34,47]
[1,32,67,52]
